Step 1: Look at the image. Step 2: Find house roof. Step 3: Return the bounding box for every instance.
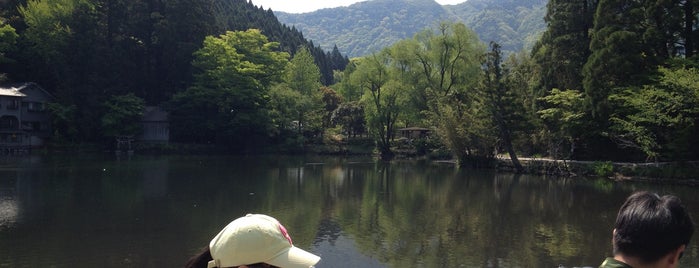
[0,82,52,99]
[0,86,27,97]
[398,127,430,131]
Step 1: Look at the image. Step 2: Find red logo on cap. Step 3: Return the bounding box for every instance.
[279,224,293,245]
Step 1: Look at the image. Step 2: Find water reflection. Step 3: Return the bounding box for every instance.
[0,155,697,268]
[0,187,18,231]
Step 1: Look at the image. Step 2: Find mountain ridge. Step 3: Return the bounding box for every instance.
[274,0,546,57]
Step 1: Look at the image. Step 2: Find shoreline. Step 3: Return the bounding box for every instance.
[13,142,699,183]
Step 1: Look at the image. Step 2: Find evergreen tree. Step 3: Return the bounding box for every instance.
[482,42,523,172]
[533,0,596,93]
[583,0,648,120]
[284,46,322,137]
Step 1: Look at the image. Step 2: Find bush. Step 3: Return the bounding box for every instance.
[592,161,614,177]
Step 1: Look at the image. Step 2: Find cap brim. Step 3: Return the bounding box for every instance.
[266,246,321,268]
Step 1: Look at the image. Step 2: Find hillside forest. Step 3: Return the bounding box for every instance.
[276,0,547,57]
[1,0,699,167]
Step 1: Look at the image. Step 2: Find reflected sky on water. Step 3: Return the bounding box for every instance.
[0,154,697,267]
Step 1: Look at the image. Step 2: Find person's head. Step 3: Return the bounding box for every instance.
[185,214,320,268]
[612,191,694,266]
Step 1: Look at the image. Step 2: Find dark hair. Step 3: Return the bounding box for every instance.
[613,191,695,263]
[185,247,213,268]
[184,247,280,268]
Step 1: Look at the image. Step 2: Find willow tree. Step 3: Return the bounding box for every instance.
[351,51,405,160]
[412,22,488,166]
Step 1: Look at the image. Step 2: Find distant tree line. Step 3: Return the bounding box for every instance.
[334,0,699,165]
[1,0,698,165]
[0,0,348,147]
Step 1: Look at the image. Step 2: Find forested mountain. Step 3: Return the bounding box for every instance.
[275,0,546,57]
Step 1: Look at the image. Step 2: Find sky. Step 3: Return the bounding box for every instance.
[249,0,468,14]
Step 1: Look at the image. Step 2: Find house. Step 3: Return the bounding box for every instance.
[398,127,431,140]
[139,106,169,143]
[0,83,52,150]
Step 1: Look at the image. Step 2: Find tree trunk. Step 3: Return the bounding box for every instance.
[500,125,523,173]
[684,0,694,57]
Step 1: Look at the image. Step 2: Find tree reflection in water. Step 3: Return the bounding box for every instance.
[0,155,696,267]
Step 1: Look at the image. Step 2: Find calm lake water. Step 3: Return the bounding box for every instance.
[0,154,698,268]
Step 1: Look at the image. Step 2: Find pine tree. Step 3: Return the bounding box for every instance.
[533,0,596,93]
[583,0,648,120]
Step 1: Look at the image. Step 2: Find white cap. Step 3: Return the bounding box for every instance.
[207,214,321,268]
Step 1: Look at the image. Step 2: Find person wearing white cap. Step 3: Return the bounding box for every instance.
[185,214,321,268]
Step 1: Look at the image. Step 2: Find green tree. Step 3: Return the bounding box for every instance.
[268,83,306,148]
[352,52,403,159]
[533,0,595,94]
[387,39,426,127]
[583,0,651,120]
[284,46,322,137]
[17,0,89,87]
[0,17,18,81]
[504,50,547,156]
[168,29,289,148]
[538,89,587,159]
[320,86,342,129]
[101,93,145,138]
[608,67,699,160]
[331,101,366,138]
[412,22,488,165]
[46,102,78,143]
[335,59,363,102]
[482,42,523,172]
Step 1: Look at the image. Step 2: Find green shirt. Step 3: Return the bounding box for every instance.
[599,257,632,268]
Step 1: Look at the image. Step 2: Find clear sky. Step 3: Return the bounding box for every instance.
[249,0,468,14]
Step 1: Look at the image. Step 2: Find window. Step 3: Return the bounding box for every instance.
[0,116,19,129]
[27,102,44,112]
[7,99,19,110]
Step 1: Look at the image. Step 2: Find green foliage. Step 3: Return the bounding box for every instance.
[482,42,526,171]
[0,17,17,80]
[168,29,289,148]
[269,84,302,134]
[277,0,546,57]
[330,101,366,138]
[538,88,586,158]
[608,67,699,160]
[101,93,145,137]
[5,0,348,145]
[281,46,323,138]
[591,161,614,177]
[353,52,405,159]
[410,22,489,165]
[0,18,17,62]
[286,47,321,95]
[533,0,594,94]
[582,0,686,120]
[213,0,348,85]
[320,86,342,128]
[335,59,363,102]
[46,102,78,143]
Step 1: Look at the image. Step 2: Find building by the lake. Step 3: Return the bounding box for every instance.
[0,83,52,151]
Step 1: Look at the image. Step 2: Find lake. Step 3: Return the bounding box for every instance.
[0,154,697,267]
